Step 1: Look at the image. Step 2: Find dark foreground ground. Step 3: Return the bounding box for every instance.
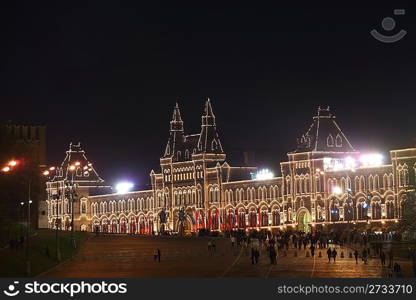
[41,234,415,278]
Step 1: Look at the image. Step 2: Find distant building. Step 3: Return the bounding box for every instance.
[0,123,46,166]
[40,102,416,234]
[39,143,110,230]
[0,123,46,227]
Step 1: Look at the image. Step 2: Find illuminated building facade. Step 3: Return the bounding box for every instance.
[41,102,416,234]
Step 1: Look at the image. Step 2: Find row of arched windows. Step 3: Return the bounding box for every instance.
[173,187,202,206]
[48,201,70,216]
[327,173,394,194]
[224,186,280,203]
[91,197,155,215]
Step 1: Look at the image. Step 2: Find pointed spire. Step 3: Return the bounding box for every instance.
[202,98,216,126]
[170,102,184,132]
[198,98,224,154]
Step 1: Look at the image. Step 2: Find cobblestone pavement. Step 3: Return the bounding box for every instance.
[42,235,414,278]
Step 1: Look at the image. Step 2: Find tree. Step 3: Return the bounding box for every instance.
[398,191,416,239]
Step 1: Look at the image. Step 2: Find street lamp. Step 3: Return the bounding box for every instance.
[67,163,81,249]
[42,166,62,261]
[20,196,32,277]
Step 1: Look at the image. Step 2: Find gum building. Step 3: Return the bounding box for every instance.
[40,101,416,234]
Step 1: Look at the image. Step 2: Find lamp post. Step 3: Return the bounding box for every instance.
[67,164,80,249]
[20,181,32,277]
[42,167,62,261]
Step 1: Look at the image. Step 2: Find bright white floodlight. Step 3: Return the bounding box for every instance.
[332,186,342,195]
[360,153,383,167]
[255,169,274,180]
[115,182,134,194]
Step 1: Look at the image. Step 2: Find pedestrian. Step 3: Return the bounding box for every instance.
[310,244,315,257]
[393,263,402,277]
[254,249,260,264]
[251,247,255,264]
[362,249,368,264]
[268,245,274,265]
[388,249,394,268]
[207,240,212,255]
[380,250,386,266]
[157,248,161,262]
[354,250,359,264]
[153,249,159,262]
[212,240,216,253]
[327,248,332,262]
[332,248,338,263]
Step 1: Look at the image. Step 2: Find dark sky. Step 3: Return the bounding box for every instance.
[1,1,415,189]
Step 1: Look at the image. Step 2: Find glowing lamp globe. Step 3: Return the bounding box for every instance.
[116,182,134,194]
[255,169,274,180]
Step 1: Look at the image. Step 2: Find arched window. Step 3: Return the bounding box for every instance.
[357,201,368,220]
[272,209,280,226]
[211,140,217,150]
[344,203,354,221]
[330,202,339,221]
[374,175,379,190]
[327,134,334,147]
[372,202,382,219]
[386,201,395,219]
[261,210,269,227]
[335,134,342,147]
[359,176,366,191]
[238,211,246,228]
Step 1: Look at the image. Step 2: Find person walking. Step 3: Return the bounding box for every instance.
[327,248,332,262]
[153,249,159,262]
[362,249,368,264]
[388,249,394,268]
[380,250,386,266]
[268,245,274,265]
[207,240,212,255]
[251,247,255,264]
[254,248,260,264]
[157,248,161,262]
[212,240,216,254]
[310,244,315,257]
[354,250,359,264]
[332,248,338,263]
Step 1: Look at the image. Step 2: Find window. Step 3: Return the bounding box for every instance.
[81,202,87,214]
[335,134,342,147]
[327,134,334,147]
[212,140,217,150]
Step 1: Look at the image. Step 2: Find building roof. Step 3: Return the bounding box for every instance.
[163,99,225,162]
[292,106,356,154]
[51,142,105,185]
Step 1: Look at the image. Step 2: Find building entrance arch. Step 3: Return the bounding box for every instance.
[297,208,311,233]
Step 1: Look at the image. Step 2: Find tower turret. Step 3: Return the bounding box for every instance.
[164,103,185,157]
[197,98,224,154]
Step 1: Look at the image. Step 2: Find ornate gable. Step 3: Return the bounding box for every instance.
[293,106,356,153]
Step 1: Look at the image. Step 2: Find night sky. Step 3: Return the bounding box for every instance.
[1,1,415,189]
